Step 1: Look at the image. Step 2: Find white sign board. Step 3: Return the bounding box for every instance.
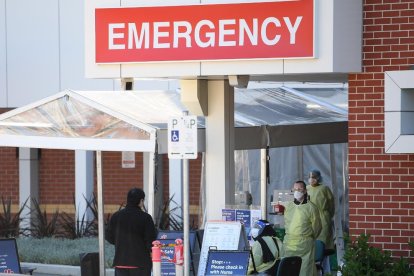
[168,115,197,159]
[197,221,248,276]
[121,151,135,168]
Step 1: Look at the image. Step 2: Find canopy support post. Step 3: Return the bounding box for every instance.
[260,148,267,220]
[143,152,156,217]
[183,157,190,276]
[335,144,347,267]
[96,151,106,276]
[19,148,40,231]
[75,150,94,232]
[205,80,235,220]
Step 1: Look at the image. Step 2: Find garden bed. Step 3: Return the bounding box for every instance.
[16,237,114,267]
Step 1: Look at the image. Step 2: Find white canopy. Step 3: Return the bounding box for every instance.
[0,87,347,152]
[0,86,348,275]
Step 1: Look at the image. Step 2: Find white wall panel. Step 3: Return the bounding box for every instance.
[333,0,362,72]
[7,0,60,107]
[60,0,114,91]
[0,0,7,106]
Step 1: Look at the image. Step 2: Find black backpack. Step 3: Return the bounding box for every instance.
[251,236,281,275]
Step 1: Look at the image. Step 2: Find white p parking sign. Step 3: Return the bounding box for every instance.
[168,115,197,159]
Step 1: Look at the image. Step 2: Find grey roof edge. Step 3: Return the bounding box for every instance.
[156,121,348,153]
[235,121,348,150]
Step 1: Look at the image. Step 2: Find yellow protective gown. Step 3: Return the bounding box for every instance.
[248,236,283,274]
[307,184,335,250]
[283,201,322,276]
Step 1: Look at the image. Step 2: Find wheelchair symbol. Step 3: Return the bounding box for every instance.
[171,130,179,142]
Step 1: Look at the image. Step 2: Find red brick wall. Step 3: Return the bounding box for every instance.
[162,154,202,206]
[101,151,144,205]
[0,110,18,202]
[39,150,145,207]
[189,157,202,206]
[39,149,75,204]
[0,148,19,202]
[162,154,170,201]
[0,147,202,217]
[348,0,414,260]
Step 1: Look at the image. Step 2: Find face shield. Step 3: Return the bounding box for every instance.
[250,220,270,239]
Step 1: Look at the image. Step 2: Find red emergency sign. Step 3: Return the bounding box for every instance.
[95,0,314,63]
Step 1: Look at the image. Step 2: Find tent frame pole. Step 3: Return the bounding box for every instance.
[260,148,267,220]
[97,151,106,276]
[183,158,190,276]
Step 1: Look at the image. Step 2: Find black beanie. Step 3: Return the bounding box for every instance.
[127,188,145,205]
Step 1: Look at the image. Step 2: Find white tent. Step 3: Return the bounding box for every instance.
[0,86,348,274]
[0,88,347,151]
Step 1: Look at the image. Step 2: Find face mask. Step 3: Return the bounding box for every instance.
[308,178,317,185]
[294,191,304,200]
[250,228,260,239]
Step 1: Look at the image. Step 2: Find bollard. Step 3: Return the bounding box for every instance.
[152,240,162,276]
[174,238,184,276]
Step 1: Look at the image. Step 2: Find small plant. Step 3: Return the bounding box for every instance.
[340,233,414,276]
[86,192,113,229]
[29,198,62,238]
[60,194,98,239]
[156,195,184,230]
[155,195,197,231]
[0,196,28,238]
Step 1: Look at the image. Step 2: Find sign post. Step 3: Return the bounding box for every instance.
[168,114,197,276]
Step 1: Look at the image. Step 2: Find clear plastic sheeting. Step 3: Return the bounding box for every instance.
[0,90,161,151]
[292,86,348,111]
[0,87,347,139]
[0,95,151,140]
[234,87,347,127]
[233,143,349,259]
[76,90,203,129]
[0,86,347,152]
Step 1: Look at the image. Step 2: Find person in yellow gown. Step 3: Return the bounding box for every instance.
[283,180,322,276]
[306,169,335,249]
[247,220,283,275]
[307,169,335,273]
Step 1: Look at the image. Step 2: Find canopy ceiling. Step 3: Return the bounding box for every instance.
[0,87,348,152]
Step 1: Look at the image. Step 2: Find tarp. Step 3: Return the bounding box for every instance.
[0,87,347,152]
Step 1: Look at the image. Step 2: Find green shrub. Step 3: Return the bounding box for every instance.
[339,234,414,276]
[16,237,115,267]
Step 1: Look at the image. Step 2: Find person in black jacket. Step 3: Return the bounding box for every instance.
[106,188,157,276]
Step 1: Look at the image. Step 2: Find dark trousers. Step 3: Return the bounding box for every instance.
[114,267,151,276]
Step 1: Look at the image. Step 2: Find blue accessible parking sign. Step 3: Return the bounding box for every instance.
[171,130,180,142]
